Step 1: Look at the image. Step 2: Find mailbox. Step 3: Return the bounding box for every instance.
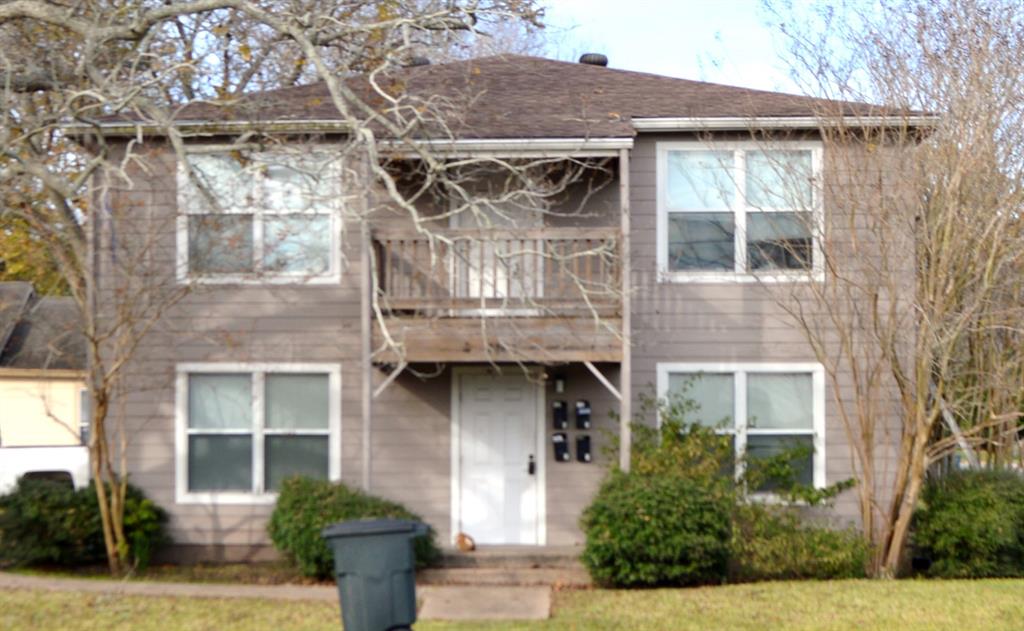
[575,400,592,430]
[552,432,571,462]
[576,435,592,463]
[552,400,568,430]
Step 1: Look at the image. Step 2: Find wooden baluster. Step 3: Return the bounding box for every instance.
[587,237,594,307]
[572,239,581,304]
[384,239,392,300]
[506,239,514,301]
[478,237,485,301]
[537,237,543,300]
[433,240,443,306]
[412,239,420,300]
[557,238,565,304]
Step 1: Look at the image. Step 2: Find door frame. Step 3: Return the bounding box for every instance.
[450,365,547,546]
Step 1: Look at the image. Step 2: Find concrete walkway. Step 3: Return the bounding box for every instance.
[0,571,551,621]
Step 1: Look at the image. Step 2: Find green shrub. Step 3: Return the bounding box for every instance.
[730,504,869,581]
[267,476,440,578]
[913,469,1024,578]
[580,468,733,587]
[0,477,167,569]
[581,391,862,586]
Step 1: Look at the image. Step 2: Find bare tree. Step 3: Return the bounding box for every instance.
[758,0,1024,575]
[0,0,593,575]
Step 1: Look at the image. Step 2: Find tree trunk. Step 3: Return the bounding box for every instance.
[89,396,125,576]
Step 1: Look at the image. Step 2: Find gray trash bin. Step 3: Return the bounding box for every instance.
[322,518,427,631]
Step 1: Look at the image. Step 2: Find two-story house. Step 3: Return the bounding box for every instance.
[83,54,928,561]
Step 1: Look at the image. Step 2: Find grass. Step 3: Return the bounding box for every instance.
[2,579,1023,630]
[13,562,320,585]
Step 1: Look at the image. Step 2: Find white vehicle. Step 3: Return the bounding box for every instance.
[0,445,90,493]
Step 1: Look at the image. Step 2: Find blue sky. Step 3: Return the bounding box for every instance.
[542,0,802,94]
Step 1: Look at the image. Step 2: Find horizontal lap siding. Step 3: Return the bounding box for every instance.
[114,135,902,552]
[628,134,902,527]
[110,147,364,549]
[544,363,619,546]
[359,368,451,540]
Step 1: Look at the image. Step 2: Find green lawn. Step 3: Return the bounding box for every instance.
[2,579,1023,630]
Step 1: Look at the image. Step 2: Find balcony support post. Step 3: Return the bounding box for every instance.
[618,148,632,473]
[373,361,408,399]
[584,360,621,401]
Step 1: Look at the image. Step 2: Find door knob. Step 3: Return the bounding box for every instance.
[528,454,536,475]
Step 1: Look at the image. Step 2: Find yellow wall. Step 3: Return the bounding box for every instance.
[0,377,85,447]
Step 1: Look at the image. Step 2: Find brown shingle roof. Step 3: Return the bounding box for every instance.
[170,55,883,139]
[0,282,33,354]
[0,284,85,371]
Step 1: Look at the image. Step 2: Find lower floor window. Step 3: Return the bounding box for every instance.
[177,364,341,502]
[658,362,825,491]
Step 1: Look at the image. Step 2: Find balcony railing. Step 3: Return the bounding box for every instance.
[373,227,621,316]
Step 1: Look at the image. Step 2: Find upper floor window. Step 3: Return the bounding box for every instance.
[656,141,823,282]
[177,152,343,284]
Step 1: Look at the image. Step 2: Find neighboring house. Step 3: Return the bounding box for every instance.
[0,282,90,492]
[80,54,929,560]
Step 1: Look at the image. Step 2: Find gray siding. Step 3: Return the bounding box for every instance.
[628,133,902,525]
[110,133,898,557]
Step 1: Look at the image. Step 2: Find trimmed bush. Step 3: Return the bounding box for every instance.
[913,469,1024,578]
[581,392,863,587]
[267,476,440,578]
[581,469,733,587]
[730,504,869,581]
[0,477,167,569]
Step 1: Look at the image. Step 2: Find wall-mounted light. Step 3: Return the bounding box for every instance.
[554,375,566,394]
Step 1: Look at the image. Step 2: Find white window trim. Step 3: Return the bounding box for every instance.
[655,140,825,283]
[175,147,344,285]
[656,362,826,490]
[175,362,342,505]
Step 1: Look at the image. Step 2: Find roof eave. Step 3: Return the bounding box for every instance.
[63,119,354,138]
[631,115,940,131]
[65,120,634,156]
[0,367,87,380]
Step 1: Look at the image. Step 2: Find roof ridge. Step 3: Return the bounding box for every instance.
[451,55,827,102]
[210,54,831,108]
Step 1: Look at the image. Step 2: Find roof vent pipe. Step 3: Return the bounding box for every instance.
[578,53,608,67]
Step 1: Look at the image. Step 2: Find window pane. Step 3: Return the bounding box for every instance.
[183,154,255,211]
[666,150,734,210]
[266,374,329,430]
[262,215,331,274]
[746,212,812,270]
[746,150,813,209]
[746,434,814,491]
[189,374,252,429]
[668,212,735,270]
[188,214,254,274]
[265,436,329,491]
[263,158,337,211]
[747,373,814,430]
[188,435,252,491]
[667,372,734,429]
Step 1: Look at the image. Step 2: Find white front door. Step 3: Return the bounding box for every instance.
[456,370,541,545]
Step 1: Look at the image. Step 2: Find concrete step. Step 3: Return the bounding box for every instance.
[418,566,591,588]
[437,545,584,570]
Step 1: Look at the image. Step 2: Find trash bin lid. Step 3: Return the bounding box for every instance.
[322,518,425,539]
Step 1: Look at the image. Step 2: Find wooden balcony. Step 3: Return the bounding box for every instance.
[371,227,623,363]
